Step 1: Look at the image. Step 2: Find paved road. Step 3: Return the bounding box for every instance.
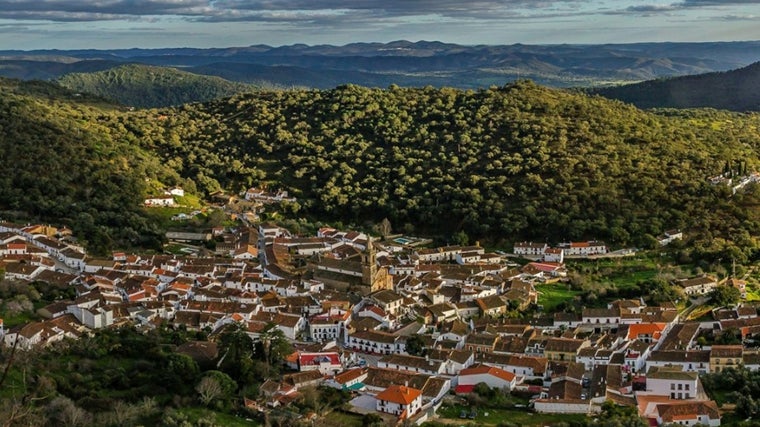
[680,296,709,321]
[359,353,383,367]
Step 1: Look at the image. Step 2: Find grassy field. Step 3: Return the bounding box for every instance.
[174,407,260,426]
[144,206,199,225]
[569,256,661,290]
[0,309,37,328]
[686,303,717,321]
[535,283,583,311]
[436,403,589,426]
[319,410,364,427]
[174,193,203,208]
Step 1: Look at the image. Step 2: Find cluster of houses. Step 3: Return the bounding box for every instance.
[709,171,760,195]
[1,220,759,426]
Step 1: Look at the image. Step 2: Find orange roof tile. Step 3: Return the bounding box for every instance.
[460,364,516,382]
[376,385,422,405]
[627,323,666,341]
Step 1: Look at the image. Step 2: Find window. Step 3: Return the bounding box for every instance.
[685,384,690,390]
[678,384,682,390]
[671,384,675,390]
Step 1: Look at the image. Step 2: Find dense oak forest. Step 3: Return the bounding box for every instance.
[123,82,760,251]
[57,64,258,108]
[0,78,181,252]
[4,77,760,257]
[592,61,760,111]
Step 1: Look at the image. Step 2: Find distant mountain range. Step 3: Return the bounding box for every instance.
[591,61,760,111]
[3,40,760,90]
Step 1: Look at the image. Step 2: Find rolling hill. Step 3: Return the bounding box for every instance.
[122,82,760,251]
[592,61,760,111]
[0,77,182,252]
[4,77,760,255]
[56,64,258,108]
[3,41,760,92]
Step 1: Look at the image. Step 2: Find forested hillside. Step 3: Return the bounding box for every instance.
[4,78,760,255]
[0,78,181,252]
[592,61,760,111]
[121,82,760,251]
[57,64,256,108]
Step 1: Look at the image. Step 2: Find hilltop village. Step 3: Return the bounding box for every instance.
[1,207,758,426]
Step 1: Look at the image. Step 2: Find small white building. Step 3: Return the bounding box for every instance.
[676,276,719,296]
[376,385,423,419]
[457,364,517,392]
[657,229,683,246]
[144,195,175,207]
[560,241,607,256]
[643,366,699,400]
[513,242,548,257]
[298,352,343,376]
[543,248,564,263]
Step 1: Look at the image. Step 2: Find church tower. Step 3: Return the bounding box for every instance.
[361,236,377,287]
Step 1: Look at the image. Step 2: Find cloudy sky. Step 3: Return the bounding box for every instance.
[1,0,760,50]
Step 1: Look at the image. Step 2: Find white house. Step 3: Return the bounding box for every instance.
[415,246,462,262]
[431,349,475,375]
[513,242,548,257]
[168,187,185,197]
[144,195,175,207]
[676,276,719,297]
[60,247,86,271]
[298,352,343,376]
[347,330,405,355]
[654,401,721,427]
[657,229,683,246]
[326,368,368,391]
[560,241,607,256]
[456,364,517,393]
[646,351,710,374]
[378,354,446,375]
[376,385,423,420]
[582,308,621,325]
[274,313,308,340]
[543,248,564,263]
[309,317,344,343]
[642,366,699,400]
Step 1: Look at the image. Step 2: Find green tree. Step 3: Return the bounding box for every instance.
[217,323,256,386]
[195,371,237,409]
[255,323,293,366]
[710,285,741,307]
[452,230,469,246]
[404,335,426,357]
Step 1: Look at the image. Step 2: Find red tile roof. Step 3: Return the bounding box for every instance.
[460,364,516,382]
[376,385,422,405]
[454,384,475,394]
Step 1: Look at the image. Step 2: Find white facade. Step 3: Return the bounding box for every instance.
[513,242,548,256]
[644,368,699,400]
[309,320,343,343]
[377,396,422,418]
[458,368,517,391]
[561,241,607,256]
[534,401,594,414]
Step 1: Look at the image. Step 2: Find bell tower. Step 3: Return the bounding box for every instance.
[361,236,376,286]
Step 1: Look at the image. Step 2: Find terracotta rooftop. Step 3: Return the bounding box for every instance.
[376,384,422,405]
